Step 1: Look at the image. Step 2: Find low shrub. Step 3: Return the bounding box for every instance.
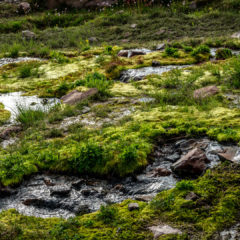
[164,47,179,57]
[192,45,210,56]
[97,205,118,224]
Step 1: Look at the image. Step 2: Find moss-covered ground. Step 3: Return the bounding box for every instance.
[1,1,240,239]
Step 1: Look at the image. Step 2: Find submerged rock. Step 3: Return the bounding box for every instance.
[148,225,182,239]
[171,148,210,177]
[193,85,219,100]
[61,89,98,105]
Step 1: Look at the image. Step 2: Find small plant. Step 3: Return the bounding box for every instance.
[45,128,64,138]
[192,45,210,56]
[176,180,194,191]
[19,65,32,78]
[183,46,193,53]
[164,47,179,58]
[50,51,69,64]
[105,46,113,55]
[97,205,118,224]
[216,48,233,60]
[79,39,90,52]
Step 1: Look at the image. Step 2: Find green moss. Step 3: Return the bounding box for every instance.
[0,103,10,125]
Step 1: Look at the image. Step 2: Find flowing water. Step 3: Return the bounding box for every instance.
[0,138,238,219]
[0,57,42,68]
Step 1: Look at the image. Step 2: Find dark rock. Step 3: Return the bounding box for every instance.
[0,126,22,140]
[74,204,90,215]
[50,185,71,197]
[189,1,197,10]
[0,187,17,197]
[185,192,199,201]
[22,197,61,209]
[81,189,97,196]
[193,85,219,100]
[113,184,125,192]
[152,61,161,67]
[72,179,85,189]
[22,30,36,40]
[61,89,98,105]
[171,148,210,177]
[152,167,172,177]
[128,203,139,211]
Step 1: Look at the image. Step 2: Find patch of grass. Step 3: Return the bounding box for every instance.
[16,105,47,128]
[216,48,233,60]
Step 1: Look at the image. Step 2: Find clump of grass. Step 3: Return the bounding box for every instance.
[75,72,112,98]
[216,48,233,60]
[50,51,70,64]
[16,105,46,128]
[97,205,118,224]
[8,43,20,58]
[164,47,180,58]
[18,63,41,78]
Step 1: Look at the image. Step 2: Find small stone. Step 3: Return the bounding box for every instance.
[81,189,97,196]
[130,24,137,28]
[185,192,199,201]
[113,184,125,191]
[88,37,98,43]
[148,225,182,239]
[61,89,98,105]
[152,61,161,67]
[82,106,91,114]
[44,177,55,186]
[156,29,166,36]
[128,203,139,211]
[156,43,165,50]
[22,30,36,40]
[135,195,154,202]
[193,85,219,100]
[152,167,172,177]
[232,32,240,39]
[0,187,17,197]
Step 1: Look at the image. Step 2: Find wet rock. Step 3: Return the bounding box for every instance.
[82,106,91,114]
[0,126,22,140]
[156,43,165,51]
[152,167,172,177]
[61,89,98,105]
[22,30,36,40]
[128,203,139,211]
[152,61,161,67]
[217,147,240,164]
[74,204,90,215]
[193,85,219,100]
[50,185,71,197]
[81,189,97,196]
[113,184,125,192]
[219,224,240,240]
[44,177,55,186]
[165,153,180,162]
[0,187,17,197]
[18,2,31,14]
[171,148,210,177]
[185,192,199,201]
[148,225,182,239]
[72,179,85,189]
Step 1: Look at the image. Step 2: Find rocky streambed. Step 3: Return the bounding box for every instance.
[0,138,239,219]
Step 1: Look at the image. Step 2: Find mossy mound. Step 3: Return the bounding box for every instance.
[0,103,10,125]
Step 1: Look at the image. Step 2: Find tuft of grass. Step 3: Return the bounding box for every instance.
[15,105,46,128]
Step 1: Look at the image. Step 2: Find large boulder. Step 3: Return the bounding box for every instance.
[61,89,98,105]
[171,148,210,177]
[193,85,219,100]
[46,0,117,9]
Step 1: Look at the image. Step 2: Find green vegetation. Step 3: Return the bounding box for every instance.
[1,1,240,239]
